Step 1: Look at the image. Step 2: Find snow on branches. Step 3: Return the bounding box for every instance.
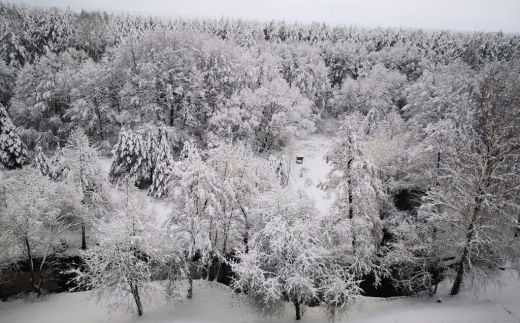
[109,127,151,186]
[0,103,27,169]
[232,188,362,321]
[69,179,188,316]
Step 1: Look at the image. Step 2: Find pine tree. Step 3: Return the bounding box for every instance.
[48,143,68,181]
[109,127,151,186]
[148,132,174,198]
[31,145,50,176]
[0,104,27,169]
[179,140,201,162]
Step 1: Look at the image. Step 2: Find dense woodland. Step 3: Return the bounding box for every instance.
[1,1,520,321]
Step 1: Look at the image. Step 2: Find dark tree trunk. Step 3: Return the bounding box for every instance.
[216,261,230,285]
[169,105,174,126]
[207,260,217,282]
[132,284,143,316]
[240,206,249,254]
[81,223,87,250]
[25,236,39,294]
[450,199,480,296]
[435,151,441,186]
[515,213,520,238]
[450,248,467,296]
[347,157,356,249]
[187,276,193,299]
[347,157,353,220]
[293,299,302,320]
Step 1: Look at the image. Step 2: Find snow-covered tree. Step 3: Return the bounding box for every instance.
[320,114,386,277]
[9,49,87,147]
[148,130,174,198]
[210,78,315,152]
[66,59,115,140]
[69,179,188,316]
[0,103,28,169]
[167,143,235,297]
[267,154,288,187]
[109,127,151,186]
[179,140,201,163]
[364,110,408,189]
[48,143,68,180]
[31,145,50,176]
[0,60,16,106]
[402,61,474,188]
[275,42,331,112]
[232,189,362,321]
[382,212,445,295]
[0,168,81,295]
[62,128,111,249]
[330,64,406,117]
[418,62,520,296]
[206,143,278,256]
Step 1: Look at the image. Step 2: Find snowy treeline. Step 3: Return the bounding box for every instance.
[1,2,520,321]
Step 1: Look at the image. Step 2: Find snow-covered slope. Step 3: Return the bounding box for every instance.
[1,271,519,323]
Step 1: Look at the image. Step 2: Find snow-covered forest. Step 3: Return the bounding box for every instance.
[1,2,520,322]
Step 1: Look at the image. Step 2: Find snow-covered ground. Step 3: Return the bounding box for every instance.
[284,134,334,214]
[1,271,519,323]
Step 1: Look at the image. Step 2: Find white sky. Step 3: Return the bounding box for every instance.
[7,0,520,33]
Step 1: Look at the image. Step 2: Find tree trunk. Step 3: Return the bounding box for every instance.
[259,125,271,153]
[451,157,492,296]
[435,151,441,186]
[95,101,104,141]
[347,157,353,220]
[450,199,481,296]
[187,276,193,299]
[132,284,143,316]
[347,157,356,249]
[450,247,468,296]
[207,260,216,282]
[293,299,302,320]
[24,236,40,295]
[240,206,249,254]
[81,223,87,250]
[169,105,174,126]
[515,213,520,238]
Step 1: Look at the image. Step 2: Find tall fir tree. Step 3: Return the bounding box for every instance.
[148,131,174,198]
[109,127,151,186]
[0,104,27,169]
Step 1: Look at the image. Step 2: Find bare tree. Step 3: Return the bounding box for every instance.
[0,169,81,295]
[419,62,520,296]
[69,179,188,315]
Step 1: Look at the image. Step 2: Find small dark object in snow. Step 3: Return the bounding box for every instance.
[296,156,304,164]
[437,298,442,303]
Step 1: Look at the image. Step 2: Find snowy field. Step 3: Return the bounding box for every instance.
[1,271,519,323]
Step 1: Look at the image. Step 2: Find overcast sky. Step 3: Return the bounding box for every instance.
[7,0,520,33]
